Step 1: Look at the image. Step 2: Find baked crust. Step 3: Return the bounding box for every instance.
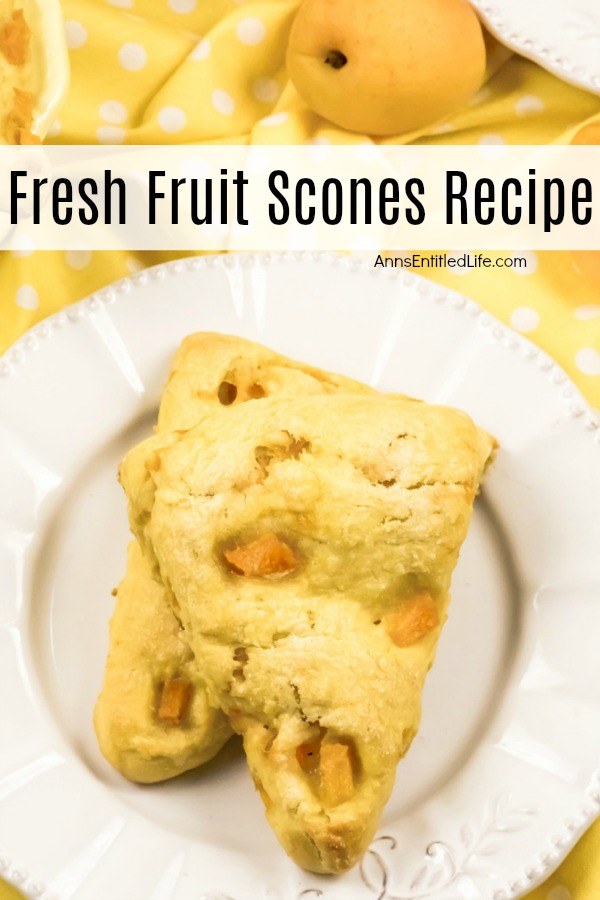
[116,336,496,872]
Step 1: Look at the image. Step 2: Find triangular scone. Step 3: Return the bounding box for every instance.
[96,334,375,783]
[120,388,495,873]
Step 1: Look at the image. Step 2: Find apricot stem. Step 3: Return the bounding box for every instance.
[324,50,347,70]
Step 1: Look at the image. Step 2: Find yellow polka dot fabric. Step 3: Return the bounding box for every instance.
[0,2,599,899]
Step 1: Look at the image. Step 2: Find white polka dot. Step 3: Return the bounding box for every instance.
[99,101,127,125]
[211,90,235,116]
[126,256,144,273]
[469,86,492,107]
[11,248,34,258]
[575,347,600,376]
[191,38,210,60]
[510,306,540,332]
[511,250,538,275]
[15,285,39,310]
[252,77,280,104]
[236,16,266,45]
[157,106,187,133]
[478,134,506,161]
[574,304,600,320]
[168,0,196,11]
[515,95,545,117]
[260,112,288,127]
[547,887,572,900]
[479,134,506,146]
[107,0,134,8]
[65,20,87,49]
[65,250,92,270]
[97,125,126,144]
[430,122,454,134]
[118,42,147,71]
[48,119,61,137]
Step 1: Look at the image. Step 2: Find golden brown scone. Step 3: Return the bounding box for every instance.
[96,334,377,783]
[120,381,495,873]
[94,541,232,783]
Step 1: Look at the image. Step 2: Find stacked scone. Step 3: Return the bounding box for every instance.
[95,333,496,874]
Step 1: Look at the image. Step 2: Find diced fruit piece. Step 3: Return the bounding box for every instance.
[296,737,322,776]
[224,532,297,577]
[385,591,439,647]
[0,10,30,66]
[157,677,192,725]
[6,88,39,145]
[319,743,354,806]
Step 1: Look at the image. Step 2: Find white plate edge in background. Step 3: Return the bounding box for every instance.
[470,0,600,96]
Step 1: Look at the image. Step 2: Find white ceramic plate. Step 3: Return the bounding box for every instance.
[471,0,600,96]
[0,254,599,900]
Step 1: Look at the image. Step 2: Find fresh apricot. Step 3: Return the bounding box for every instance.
[224,532,297,577]
[286,0,487,135]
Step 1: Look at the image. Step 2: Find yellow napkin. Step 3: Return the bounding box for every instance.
[0,2,598,898]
